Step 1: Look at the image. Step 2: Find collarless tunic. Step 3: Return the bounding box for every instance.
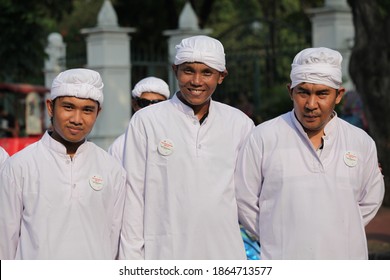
[235,110,385,259]
[0,132,127,259]
[119,94,254,259]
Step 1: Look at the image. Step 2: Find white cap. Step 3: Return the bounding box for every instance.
[131,77,170,99]
[174,35,226,72]
[290,47,343,89]
[51,68,104,106]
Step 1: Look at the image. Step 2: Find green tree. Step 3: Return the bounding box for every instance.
[0,0,72,84]
[348,0,390,205]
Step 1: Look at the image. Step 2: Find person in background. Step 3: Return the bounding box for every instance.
[235,47,384,260]
[108,76,170,162]
[0,105,17,138]
[0,146,9,166]
[119,35,254,260]
[0,68,127,259]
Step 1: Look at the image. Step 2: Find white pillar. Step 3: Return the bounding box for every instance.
[81,0,136,149]
[43,32,66,130]
[163,2,212,93]
[306,0,354,90]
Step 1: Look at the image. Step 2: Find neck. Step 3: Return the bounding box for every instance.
[49,130,84,157]
[177,92,210,120]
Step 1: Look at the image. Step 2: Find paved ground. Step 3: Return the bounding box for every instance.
[366,206,390,259]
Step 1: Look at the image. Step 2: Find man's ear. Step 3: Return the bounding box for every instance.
[46,99,54,117]
[287,84,294,100]
[218,70,228,84]
[172,64,178,76]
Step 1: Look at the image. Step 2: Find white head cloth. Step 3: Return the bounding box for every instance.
[51,68,104,106]
[132,77,170,99]
[290,47,343,89]
[174,35,226,72]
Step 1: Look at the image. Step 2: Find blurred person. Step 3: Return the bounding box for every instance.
[235,47,385,260]
[119,35,254,259]
[0,105,17,138]
[108,76,170,162]
[0,68,127,259]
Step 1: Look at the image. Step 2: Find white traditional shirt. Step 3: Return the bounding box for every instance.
[119,94,254,260]
[0,132,127,259]
[235,110,385,260]
[108,133,125,163]
[0,146,8,166]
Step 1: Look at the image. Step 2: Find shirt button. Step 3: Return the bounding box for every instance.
[198,144,202,149]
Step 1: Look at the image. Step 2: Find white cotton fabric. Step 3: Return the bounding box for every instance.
[0,146,8,166]
[108,132,125,163]
[235,110,385,260]
[290,47,343,89]
[0,132,127,259]
[119,94,254,259]
[174,35,226,71]
[132,77,170,99]
[51,68,104,106]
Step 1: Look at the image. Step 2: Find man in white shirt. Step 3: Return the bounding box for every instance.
[108,76,170,162]
[119,35,254,259]
[0,68,127,259]
[235,47,385,259]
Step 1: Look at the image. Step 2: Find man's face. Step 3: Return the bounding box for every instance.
[288,82,344,137]
[132,92,167,112]
[173,62,227,107]
[47,96,100,145]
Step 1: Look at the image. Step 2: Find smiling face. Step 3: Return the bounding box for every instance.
[46,96,100,154]
[288,82,344,138]
[173,62,227,117]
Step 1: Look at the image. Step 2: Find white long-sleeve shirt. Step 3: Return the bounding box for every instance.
[0,132,127,259]
[0,146,8,165]
[108,133,125,163]
[119,94,254,260]
[235,110,384,260]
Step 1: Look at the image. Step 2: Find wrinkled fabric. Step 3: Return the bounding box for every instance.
[119,94,254,259]
[174,35,226,72]
[0,132,126,259]
[235,110,384,259]
[51,68,104,105]
[132,77,170,99]
[290,47,342,89]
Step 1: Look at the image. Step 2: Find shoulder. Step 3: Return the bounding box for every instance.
[212,100,254,124]
[86,142,125,170]
[337,117,375,145]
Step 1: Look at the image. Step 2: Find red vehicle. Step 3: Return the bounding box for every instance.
[0,82,49,155]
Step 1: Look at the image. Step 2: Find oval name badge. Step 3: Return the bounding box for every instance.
[89,174,104,191]
[344,151,358,167]
[158,139,174,156]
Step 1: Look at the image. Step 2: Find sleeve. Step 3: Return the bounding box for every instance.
[118,120,147,260]
[359,139,385,226]
[0,161,22,259]
[110,167,127,259]
[234,131,262,237]
[107,133,126,164]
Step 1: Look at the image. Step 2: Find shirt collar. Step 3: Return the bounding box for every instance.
[290,109,338,138]
[171,92,213,122]
[42,131,88,156]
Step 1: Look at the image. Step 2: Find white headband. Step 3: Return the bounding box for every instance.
[132,77,170,99]
[290,47,343,89]
[51,68,104,106]
[174,35,226,72]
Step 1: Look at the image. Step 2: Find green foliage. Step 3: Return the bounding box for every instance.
[0,0,72,84]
